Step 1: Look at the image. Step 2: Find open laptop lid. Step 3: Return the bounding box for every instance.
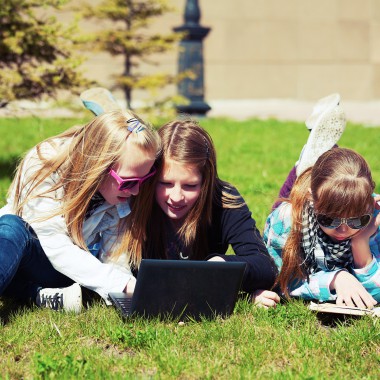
[112,259,246,321]
[132,259,246,320]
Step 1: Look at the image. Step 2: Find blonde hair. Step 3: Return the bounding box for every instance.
[120,119,244,268]
[11,110,161,257]
[277,147,375,297]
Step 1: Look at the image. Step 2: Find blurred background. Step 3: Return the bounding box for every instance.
[3,0,380,124]
[81,0,380,123]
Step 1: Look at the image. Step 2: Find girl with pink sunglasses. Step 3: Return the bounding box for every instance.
[0,110,160,312]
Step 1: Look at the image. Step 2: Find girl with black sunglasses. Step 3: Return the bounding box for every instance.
[263,147,380,309]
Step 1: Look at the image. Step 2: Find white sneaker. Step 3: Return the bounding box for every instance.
[36,283,82,313]
[80,87,121,116]
[296,95,346,176]
[305,93,341,131]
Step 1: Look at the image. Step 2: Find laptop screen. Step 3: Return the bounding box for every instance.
[110,259,246,320]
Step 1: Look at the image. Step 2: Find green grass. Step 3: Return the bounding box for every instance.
[1,117,380,379]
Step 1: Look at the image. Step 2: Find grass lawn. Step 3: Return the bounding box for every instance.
[0,116,380,379]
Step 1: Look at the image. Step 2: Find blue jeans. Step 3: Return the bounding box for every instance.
[0,214,73,301]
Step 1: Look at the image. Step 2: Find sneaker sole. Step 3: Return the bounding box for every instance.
[80,87,121,116]
[297,105,346,176]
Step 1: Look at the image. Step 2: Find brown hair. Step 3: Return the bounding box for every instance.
[277,147,375,297]
[121,119,243,267]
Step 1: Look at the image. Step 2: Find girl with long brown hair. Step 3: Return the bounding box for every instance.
[0,110,161,312]
[121,119,277,296]
[263,147,380,309]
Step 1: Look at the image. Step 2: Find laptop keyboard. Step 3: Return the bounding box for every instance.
[115,296,132,314]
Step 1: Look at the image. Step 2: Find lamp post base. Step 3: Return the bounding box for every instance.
[176,100,211,117]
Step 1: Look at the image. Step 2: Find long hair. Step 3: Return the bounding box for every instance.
[277,147,375,297]
[11,110,161,257]
[122,118,243,267]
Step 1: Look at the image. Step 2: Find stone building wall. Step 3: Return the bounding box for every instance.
[70,0,380,104]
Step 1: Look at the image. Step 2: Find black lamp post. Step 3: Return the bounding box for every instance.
[173,0,211,116]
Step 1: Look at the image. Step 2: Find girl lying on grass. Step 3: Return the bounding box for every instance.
[124,119,278,295]
[82,88,278,301]
[0,110,160,312]
[256,93,380,309]
[264,146,380,309]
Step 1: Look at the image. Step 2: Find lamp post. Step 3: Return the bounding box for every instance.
[174,0,211,116]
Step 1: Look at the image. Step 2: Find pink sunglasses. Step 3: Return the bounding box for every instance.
[109,166,157,191]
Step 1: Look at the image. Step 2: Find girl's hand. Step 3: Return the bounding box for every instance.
[123,278,136,296]
[330,270,377,309]
[374,195,380,210]
[252,289,280,308]
[207,256,225,262]
[351,200,380,268]
[352,210,380,243]
[372,196,380,232]
[351,195,380,243]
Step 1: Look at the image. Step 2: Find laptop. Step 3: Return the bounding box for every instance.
[109,259,246,321]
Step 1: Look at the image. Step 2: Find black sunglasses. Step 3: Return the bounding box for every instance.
[316,214,372,230]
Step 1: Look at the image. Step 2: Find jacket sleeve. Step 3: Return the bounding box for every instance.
[208,187,278,293]
[263,202,340,302]
[351,229,380,302]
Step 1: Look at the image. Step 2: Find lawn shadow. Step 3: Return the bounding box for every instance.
[0,297,31,325]
[314,312,363,328]
[0,156,19,179]
[278,297,364,329]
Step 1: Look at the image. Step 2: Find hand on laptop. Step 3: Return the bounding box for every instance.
[252,290,280,308]
[207,256,226,262]
[123,277,136,297]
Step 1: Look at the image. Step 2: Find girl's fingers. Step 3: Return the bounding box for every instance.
[351,294,367,309]
[360,292,377,309]
[375,212,380,227]
[252,290,280,308]
[256,297,277,308]
[336,294,344,306]
[336,286,376,309]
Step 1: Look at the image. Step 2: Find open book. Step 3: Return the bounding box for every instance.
[309,301,380,317]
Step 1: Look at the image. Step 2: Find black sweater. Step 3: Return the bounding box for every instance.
[203,187,277,293]
[150,186,278,294]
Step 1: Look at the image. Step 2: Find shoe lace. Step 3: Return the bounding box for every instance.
[40,292,64,311]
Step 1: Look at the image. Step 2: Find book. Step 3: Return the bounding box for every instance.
[309,301,380,317]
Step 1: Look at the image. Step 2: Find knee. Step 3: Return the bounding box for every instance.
[0,215,30,242]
